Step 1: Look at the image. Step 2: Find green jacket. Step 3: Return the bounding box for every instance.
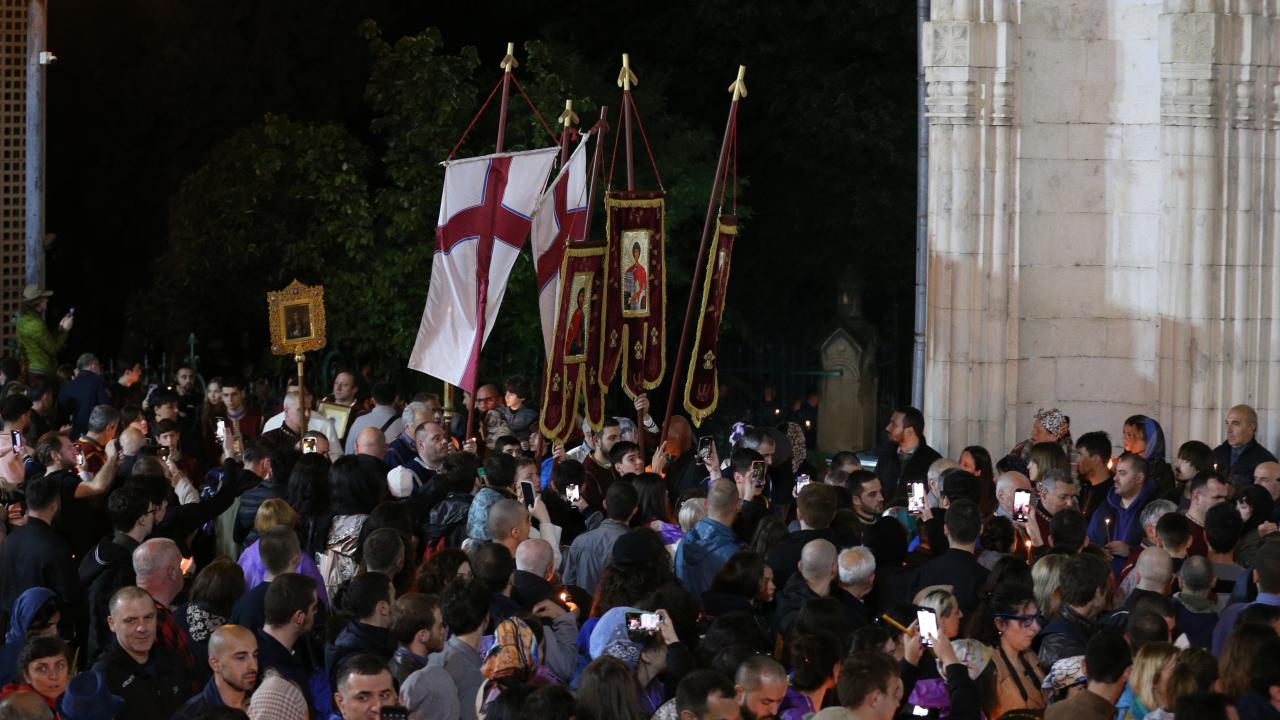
[16,312,66,375]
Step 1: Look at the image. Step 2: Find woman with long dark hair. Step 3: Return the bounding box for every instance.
[286,452,333,559]
[703,551,776,638]
[959,445,996,515]
[633,473,682,554]
[319,455,386,597]
[1235,483,1276,567]
[967,582,1045,717]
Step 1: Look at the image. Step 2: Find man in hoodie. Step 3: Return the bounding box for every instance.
[675,478,742,597]
[324,572,396,687]
[775,539,837,635]
[80,485,155,660]
[1086,452,1156,576]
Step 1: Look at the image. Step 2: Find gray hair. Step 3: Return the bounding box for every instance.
[281,391,302,411]
[838,546,876,586]
[928,459,961,485]
[995,471,1030,496]
[1038,468,1077,492]
[76,353,100,372]
[401,401,429,432]
[1179,554,1214,593]
[87,404,121,434]
[132,537,180,578]
[1140,499,1177,530]
[799,539,837,584]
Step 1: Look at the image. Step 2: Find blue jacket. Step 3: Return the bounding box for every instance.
[1086,478,1155,575]
[675,518,739,596]
[56,370,111,437]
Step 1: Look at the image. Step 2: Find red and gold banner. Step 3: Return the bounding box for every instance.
[683,215,737,426]
[601,191,666,399]
[539,243,608,442]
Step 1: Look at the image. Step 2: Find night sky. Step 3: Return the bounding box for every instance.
[43,0,915,407]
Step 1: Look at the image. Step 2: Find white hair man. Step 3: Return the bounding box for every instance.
[261,391,342,460]
[835,546,876,627]
[385,401,432,468]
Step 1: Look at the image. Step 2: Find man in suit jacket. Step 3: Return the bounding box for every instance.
[875,406,942,505]
[1213,404,1277,486]
[911,499,989,616]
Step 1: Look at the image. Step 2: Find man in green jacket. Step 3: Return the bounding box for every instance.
[16,284,72,379]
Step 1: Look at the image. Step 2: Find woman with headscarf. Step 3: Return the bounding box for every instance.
[476,617,555,715]
[1124,415,1175,499]
[587,606,678,716]
[1009,408,1073,463]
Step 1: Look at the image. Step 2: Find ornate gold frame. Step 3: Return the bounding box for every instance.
[267,280,327,356]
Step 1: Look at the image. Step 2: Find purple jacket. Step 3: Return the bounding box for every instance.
[237,540,330,607]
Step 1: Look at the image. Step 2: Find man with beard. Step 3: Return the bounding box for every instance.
[874,406,941,505]
[734,655,788,720]
[848,470,885,542]
[173,625,258,718]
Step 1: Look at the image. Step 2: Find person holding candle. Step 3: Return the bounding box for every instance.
[1086,452,1157,577]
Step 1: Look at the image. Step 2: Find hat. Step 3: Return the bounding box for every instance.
[21,284,52,302]
[249,670,308,720]
[386,466,415,499]
[58,670,124,720]
[511,569,561,610]
[610,530,653,566]
[589,606,646,669]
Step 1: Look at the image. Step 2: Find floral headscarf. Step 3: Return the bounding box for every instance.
[481,617,540,682]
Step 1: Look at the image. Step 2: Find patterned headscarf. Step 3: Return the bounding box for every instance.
[786,422,807,473]
[1036,408,1067,437]
[589,606,647,670]
[481,617,540,682]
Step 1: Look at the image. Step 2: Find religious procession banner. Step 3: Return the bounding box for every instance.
[684,215,736,426]
[601,191,666,399]
[540,242,608,442]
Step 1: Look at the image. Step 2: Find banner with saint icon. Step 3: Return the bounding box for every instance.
[539,243,608,442]
[601,190,666,399]
[683,216,737,427]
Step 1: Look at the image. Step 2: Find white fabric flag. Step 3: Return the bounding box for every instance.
[408,147,558,390]
[530,135,591,357]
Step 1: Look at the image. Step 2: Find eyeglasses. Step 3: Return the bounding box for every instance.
[994,613,1040,629]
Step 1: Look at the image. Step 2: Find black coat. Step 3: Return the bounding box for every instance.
[324,620,396,687]
[1214,439,1278,486]
[911,548,990,617]
[0,517,78,638]
[774,571,822,637]
[234,476,281,544]
[765,527,859,590]
[78,532,140,660]
[875,443,943,505]
[92,640,190,720]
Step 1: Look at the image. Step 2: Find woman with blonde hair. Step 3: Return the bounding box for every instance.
[914,586,963,640]
[1127,642,1178,720]
[237,497,329,605]
[1031,553,1070,621]
[1146,647,1217,719]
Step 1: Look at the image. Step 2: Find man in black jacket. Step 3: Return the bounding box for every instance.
[232,442,280,545]
[911,499,989,616]
[766,483,856,589]
[1213,404,1277,486]
[774,539,837,636]
[1037,553,1112,668]
[92,586,190,720]
[324,572,397,687]
[80,485,155,660]
[875,406,942,505]
[0,475,78,638]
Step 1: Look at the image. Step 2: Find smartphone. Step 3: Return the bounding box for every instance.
[231,435,243,459]
[68,307,75,317]
[1013,489,1032,523]
[519,479,537,509]
[380,707,409,720]
[75,449,85,468]
[793,474,811,497]
[8,431,19,454]
[697,436,714,461]
[301,437,319,454]
[912,706,931,717]
[215,418,227,442]
[750,460,767,489]
[916,606,939,648]
[908,482,926,515]
[565,484,580,503]
[158,445,170,461]
[624,610,661,642]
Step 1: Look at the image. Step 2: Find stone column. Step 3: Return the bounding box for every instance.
[922,0,1019,456]
[1158,1,1280,449]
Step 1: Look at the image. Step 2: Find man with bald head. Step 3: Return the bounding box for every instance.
[133,538,200,689]
[515,537,555,581]
[94,586,191,720]
[775,538,836,634]
[993,470,1031,520]
[1254,461,1280,511]
[387,420,450,513]
[676,478,742,596]
[486,499,531,558]
[174,625,258,718]
[1130,546,1173,601]
[1213,404,1277,486]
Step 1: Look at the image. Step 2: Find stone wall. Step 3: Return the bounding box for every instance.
[923,0,1280,458]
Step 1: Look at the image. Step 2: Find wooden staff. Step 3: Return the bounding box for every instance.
[660,66,747,446]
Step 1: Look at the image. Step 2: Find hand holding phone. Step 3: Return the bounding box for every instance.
[697,436,714,462]
[215,418,227,443]
[519,479,537,509]
[625,610,662,643]
[916,606,939,648]
[908,482,926,515]
[301,437,318,454]
[565,484,580,503]
[1013,489,1032,523]
[750,460,767,489]
[793,474,811,498]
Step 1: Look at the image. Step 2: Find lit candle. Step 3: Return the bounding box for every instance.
[1107,457,1116,472]
[1105,517,1112,542]
[1025,539,1033,563]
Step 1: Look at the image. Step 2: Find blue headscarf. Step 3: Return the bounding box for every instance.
[1142,417,1167,462]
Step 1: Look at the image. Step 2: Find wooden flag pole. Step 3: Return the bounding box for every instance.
[467,42,519,444]
[557,99,579,166]
[618,53,638,191]
[660,65,747,447]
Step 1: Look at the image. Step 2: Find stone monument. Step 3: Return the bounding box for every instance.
[818,267,878,453]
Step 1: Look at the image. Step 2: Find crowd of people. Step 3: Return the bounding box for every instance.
[1,289,1280,719]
